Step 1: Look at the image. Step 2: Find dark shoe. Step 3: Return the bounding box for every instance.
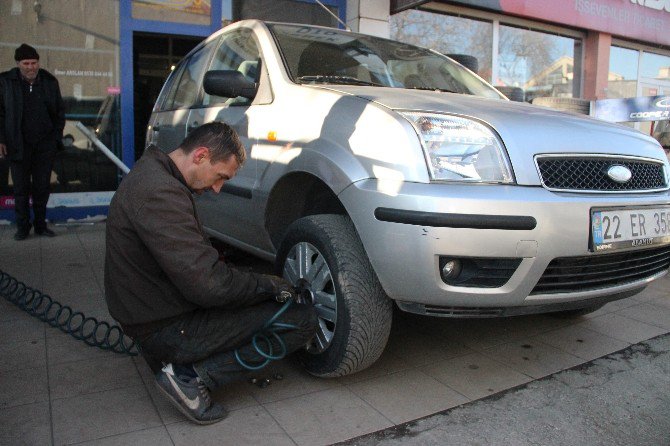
[155,364,228,425]
[35,227,56,237]
[13,226,30,241]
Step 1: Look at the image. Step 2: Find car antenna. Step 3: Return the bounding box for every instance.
[314,0,352,31]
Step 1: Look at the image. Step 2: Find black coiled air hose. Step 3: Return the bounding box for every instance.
[0,269,138,356]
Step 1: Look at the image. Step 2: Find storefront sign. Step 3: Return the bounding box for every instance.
[0,192,114,210]
[593,95,670,122]
[394,0,670,46]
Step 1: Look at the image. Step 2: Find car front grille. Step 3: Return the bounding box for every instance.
[536,156,667,192]
[531,245,670,294]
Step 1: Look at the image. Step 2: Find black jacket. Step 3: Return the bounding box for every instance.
[0,67,65,161]
[104,146,272,331]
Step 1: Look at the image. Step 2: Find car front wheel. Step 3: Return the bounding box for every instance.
[277,214,393,377]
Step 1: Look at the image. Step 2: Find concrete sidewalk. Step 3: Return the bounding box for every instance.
[1,223,669,445]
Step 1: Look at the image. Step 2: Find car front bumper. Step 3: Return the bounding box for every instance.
[339,179,670,312]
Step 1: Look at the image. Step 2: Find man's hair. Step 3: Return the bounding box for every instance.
[179,122,246,165]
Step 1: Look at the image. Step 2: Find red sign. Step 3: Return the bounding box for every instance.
[438,0,670,47]
[0,196,14,209]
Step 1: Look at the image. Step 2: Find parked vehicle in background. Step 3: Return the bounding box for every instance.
[147,20,670,377]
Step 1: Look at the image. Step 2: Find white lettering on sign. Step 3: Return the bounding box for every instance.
[575,0,665,31]
[54,70,113,78]
[630,0,670,13]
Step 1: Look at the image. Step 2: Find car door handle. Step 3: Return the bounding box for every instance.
[152,125,160,132]
[188,121,199,130]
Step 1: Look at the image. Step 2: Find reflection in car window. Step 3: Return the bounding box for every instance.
[203,29,260,107]
[268,24,503,99]
[165,42,215,110]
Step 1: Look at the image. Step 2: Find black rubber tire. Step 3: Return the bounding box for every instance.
[495,86,525,102]
[532,97,591,115]
[277,214,393,377]
[446,54,479,72]
[549,304,605,318]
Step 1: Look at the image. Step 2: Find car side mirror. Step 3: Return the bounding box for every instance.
[203,70,258,100]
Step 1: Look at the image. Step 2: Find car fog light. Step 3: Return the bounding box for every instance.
[441,259,461,280]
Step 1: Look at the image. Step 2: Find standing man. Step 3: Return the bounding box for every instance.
[0,43,65,240]
[104,122,317,425]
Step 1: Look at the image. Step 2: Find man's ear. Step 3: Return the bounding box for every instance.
[192,147,210,164]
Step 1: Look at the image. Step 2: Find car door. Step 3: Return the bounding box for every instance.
[189,28,270,249]
[148,40,216,152]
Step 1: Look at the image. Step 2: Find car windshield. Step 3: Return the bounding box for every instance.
[268,23,504,99]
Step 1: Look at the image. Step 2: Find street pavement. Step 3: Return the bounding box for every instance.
[342,333,670,446]
[0,222,669,445]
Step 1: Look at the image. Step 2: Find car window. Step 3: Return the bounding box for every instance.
[269,24,503,99]
[203,29,261,107]
[164,41,216,110]
[158,62,187,112]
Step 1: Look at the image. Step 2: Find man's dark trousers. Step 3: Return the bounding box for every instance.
[134,301,318,390]
[10,138,56,232]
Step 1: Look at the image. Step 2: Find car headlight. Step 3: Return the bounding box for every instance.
[400,112,514,183]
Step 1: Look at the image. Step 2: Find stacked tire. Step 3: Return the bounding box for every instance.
[531,97,591,115]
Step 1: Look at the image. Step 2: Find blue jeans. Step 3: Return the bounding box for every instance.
[136,301,318,390]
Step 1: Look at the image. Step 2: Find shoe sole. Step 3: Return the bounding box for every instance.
[154,381,227,425]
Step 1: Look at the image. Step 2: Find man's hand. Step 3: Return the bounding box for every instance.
[0,143,6,158]
[256,274,299,302]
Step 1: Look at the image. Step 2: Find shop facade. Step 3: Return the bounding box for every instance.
[0,0,668,222]
[0,0,348,222]
[389,0,670,138]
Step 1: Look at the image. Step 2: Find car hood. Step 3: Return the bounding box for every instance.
[321,86,665,186]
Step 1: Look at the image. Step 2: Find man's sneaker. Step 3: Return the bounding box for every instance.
[155,363,227,425]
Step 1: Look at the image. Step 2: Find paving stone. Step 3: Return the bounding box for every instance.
[617,302,670,330]
[576,313,667,344]
[0,318,45,345]
[0,337,46,372]
[167,406,294,446]
[0,365,48,408]
[0,401,51,446]
[49,355,143,400]
[348,368,469,424]
[73,426,173,446]
[52,385,162,445]
[534,325,631,360]
[421,352,533,400]
[481,339,584,379]
[265,387,392,446]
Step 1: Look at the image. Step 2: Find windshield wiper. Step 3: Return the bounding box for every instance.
[405,86,459,94]
[296,75,384,87]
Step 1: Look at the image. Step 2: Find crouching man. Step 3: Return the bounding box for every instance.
[104,122,317,424]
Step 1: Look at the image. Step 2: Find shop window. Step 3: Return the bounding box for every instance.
[390,9,493,81]
[497,25,581,102]
[0,0,122,196]
[607,46,639,99]
[641,52,670,82]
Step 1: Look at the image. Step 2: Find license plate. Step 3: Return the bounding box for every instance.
[591,207,670,252]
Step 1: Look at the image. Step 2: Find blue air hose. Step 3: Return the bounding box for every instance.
[234,298,299,370]
[0,269,139,355]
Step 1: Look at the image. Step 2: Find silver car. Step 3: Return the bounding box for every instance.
[147,20,670,377]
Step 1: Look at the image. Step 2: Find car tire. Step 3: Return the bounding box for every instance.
[277,214,393,377]
[549,304,605,318]
[531,97,591,115]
